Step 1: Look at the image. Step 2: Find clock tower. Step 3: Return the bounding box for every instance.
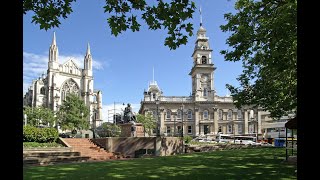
[189,17,216,102]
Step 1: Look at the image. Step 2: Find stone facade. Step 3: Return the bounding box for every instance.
[23,32,103,129]
[139,24,292,139]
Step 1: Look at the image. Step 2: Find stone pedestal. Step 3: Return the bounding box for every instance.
[120,123,144,137]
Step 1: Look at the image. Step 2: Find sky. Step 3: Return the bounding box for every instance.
[23,0,242,123]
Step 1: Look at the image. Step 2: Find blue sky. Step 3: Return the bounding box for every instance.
[23,0,242,122]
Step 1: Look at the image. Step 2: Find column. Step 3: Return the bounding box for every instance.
[234,123,238,135]
[244,109,249,134]
[195,109,199,136]
[213,108,218,134]
[222,125,226,134]
[258,110,262,134]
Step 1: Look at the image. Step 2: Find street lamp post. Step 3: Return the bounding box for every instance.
[250,109,258,142]
[54,93,60,130]
[174,115,176,137]
[155,99,160,137]
[180,104,184,153]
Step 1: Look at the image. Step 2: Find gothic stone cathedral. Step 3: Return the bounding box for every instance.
[23,33,103,129]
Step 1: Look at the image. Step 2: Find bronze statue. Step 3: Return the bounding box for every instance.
[123,103,136,123]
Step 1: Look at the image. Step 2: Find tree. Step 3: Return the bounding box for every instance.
[220,0,297,119]
[57,94,90,131]
[136,113,156,136]
[97,122,121,137]
[23,106,56,127]
[23,0,196,50]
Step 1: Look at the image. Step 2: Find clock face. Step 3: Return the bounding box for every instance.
[201,75,208,82]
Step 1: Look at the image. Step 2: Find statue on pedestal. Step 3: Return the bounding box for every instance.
[123,103,136,123]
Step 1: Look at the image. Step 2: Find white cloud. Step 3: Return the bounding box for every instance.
[101,103,141,123]
[23,51,106,94]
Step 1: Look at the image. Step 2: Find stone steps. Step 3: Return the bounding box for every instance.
[23,156,90,166]
[62,138,117,160]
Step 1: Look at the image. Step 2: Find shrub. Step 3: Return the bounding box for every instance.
[184,135,193,144]
[23,142,63,148]
[23,125,59,143]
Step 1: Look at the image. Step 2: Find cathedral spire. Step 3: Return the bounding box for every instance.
[52,31,56,46]
[86,42,91,55]
[84,42,92,71]
[49,32,58,62]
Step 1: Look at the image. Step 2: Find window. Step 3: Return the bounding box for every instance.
[167,126,171,134]
[237,110,243,120]
[166,110,171,119]
[203,88,207,97]
[204,125,210,134]
[238,124,243,134]
[40,87,46,95]
[177,126,182,134]
[228,124,232,133]
[153,110,157,118]
[227,110,233,120]
[218,126,222,132]
[201,56,207,64]
[219,110,223,120]
[188,126,192,134]
[177,110,182,119]
[187,110,192,119]
[152,93,156,99]
[203,110,209,119]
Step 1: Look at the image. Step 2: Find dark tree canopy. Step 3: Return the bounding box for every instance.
[220,0,297,119]
[23,0,196,50]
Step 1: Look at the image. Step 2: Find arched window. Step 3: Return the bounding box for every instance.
[237,110,243,120]
[219,109,223,120]
[177,110,182,119]
[201,56,207,64]
[40,87,46,95]
[187,110,192,119]
[166,110,171,119]
[61,79,80,101]
[203,110,209,119]
[227,110,233,120]
[203,88,207,97]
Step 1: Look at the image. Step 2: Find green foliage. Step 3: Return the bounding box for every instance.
[57,94,90,131]
[23,0,196,50]
[97,122,121,137]
[220,0,297,119]
[136,113,156,136]
[184,135,193,144]
[23,142,63,148]
[23,125,59,143]
[23,106,56,127]
[23,0,76,30]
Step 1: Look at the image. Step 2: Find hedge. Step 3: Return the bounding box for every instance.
[23,125,59,143]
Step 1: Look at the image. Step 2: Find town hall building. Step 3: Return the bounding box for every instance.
[139,21,289,139]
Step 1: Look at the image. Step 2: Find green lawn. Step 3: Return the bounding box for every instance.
[23,147,296,180]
